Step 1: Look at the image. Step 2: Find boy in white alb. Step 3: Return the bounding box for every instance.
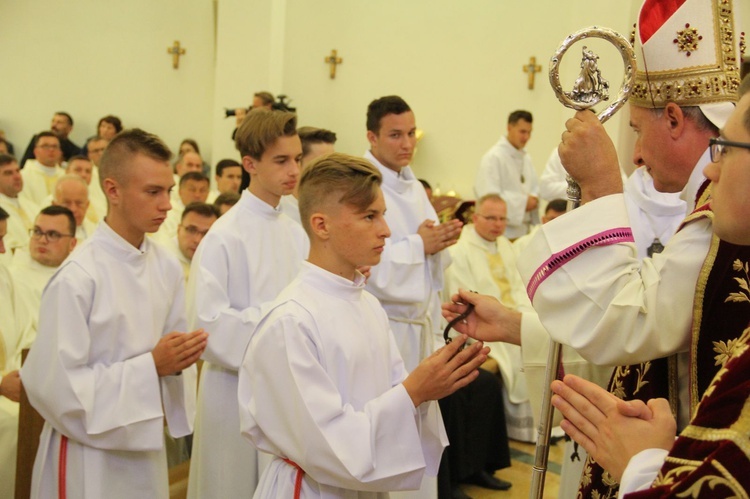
[187,109,309,498]
[239,153,490,498]
[21,129,208,499]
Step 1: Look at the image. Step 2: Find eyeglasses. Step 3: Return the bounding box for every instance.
[709,137,750,163]
[476,214,508,223]
[30,227,74,242]
[36,144,61,151]
[180,225,210,237]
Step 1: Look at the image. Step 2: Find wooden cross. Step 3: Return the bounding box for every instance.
[523,56,542,90]
[324,49,343,79]
[167,41,186,69]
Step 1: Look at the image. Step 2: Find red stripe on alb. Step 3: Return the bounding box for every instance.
[58,435,68,499]
[283,458,304,499]
[638,0,686,43]
[526,228,634,301]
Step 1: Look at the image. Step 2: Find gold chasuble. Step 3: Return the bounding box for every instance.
[487,252,516,308]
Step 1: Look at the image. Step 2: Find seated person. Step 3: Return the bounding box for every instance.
[213,191,240,216]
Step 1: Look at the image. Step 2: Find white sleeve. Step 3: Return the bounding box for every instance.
[539,150,569,201]
[618,448,670,497]
[239,309,446,492]
[367,233,428,304]
[516,194,707,366]
[21,266,165,451]
[187,234,265,370]
[474,150,501,198]
[476,151,530,227]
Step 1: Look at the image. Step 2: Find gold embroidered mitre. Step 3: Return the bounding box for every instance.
[631,0,745,126]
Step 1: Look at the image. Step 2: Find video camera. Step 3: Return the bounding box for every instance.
[224,94,296,117]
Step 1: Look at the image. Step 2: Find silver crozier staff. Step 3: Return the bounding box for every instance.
[529,26,636,499]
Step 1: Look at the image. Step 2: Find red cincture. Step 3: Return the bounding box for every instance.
[283,458,304,499]
[58,435,68,499]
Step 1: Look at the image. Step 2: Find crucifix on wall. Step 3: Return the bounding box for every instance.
[324,49,343,79]
[523,56,542,89]
[167,40,186,69]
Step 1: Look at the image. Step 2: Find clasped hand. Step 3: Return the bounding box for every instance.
[551,374,676,481]
[151,329,209,377]
[418,219,462,255]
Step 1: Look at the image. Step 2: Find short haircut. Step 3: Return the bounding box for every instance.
[254,91,275,106]
[298,152,382,237]
[234,108,297,160]
[477,193,505,208]
[298,127,337,157]
[86,135,107,147]
[215,158,241,177]
[366,96,411,134]
[39,204,76,236]
[0,154,16,168]
[180,138,200,154]
[545,198,567,214]
[54,174,89,199]
[0,205,9,222]
[179,171,209,188]
[508,110,533,125]
[99,129,172,189]
[649,106,718,134]
[182,201,220,221]
[67,155,91,164]
[213,192,240,210]
[174,150,202,173]
[35,131,60,146]
[98,115,123,133]
[55,112,74,127]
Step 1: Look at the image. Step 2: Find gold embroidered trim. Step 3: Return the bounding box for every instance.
[632,0,742,108]
[679,393,750,456]
[725,259,750,305]
[690,231,721,412]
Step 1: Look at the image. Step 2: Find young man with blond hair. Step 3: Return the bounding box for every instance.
[187,108,308,499]
[239,152,489,498]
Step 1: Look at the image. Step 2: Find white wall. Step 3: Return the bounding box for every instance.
[0,0,216,161]
[4,0,746,193]
[212,0,635,198]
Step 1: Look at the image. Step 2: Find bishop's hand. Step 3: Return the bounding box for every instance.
[442,289,522,345]
[558,110,623,203]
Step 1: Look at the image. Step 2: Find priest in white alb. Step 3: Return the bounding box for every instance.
[0,206,34,499]
[0,154,39,257]
[20,132,65,207]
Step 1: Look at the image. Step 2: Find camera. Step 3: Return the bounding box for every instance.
[224,94,296,118]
